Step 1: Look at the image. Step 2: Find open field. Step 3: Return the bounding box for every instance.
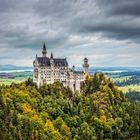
[0,77,28,85]
[119,85,140,93]
[0,71,32,85]
[109,71,140,93]
[111,76,132,82]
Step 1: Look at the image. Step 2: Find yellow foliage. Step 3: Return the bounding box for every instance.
[100,115,107,124]
[31,114,39,121]
[51,131,63,140]
[60,124,71,139]
[85,73,91,81]
[45,119,55,132]
[21,103,32,113]
[45,120,63,140]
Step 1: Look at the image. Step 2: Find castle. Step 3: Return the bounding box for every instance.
[33,43,89,92]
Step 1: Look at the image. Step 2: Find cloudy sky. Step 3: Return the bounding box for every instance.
[0,0,140,67]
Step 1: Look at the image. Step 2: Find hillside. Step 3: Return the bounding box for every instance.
[0,73,140,140]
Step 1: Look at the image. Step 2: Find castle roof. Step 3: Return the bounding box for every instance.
[37,57,68,67]
[54,58,68,66]
[37,57,50,66]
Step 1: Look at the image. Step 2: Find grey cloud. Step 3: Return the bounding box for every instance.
[0,0,140,66]
[35,0,75,18]
[112,4,140,16]
[63,1,140,42]
[97,0,140,16]
[0,0,35,13]
[34,0,97,18]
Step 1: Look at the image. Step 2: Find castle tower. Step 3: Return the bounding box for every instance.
[42,43,47,57]
[50,52,53,59]
[83,57,89,76]
[50,52,54,83]
[50,52,54,65]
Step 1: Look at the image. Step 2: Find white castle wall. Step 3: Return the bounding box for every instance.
[33,46,89,92]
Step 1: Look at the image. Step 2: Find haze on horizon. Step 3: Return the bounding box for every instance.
[0,0,140,67]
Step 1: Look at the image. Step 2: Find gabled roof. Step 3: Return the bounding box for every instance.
[36,57,68,67]
[54,58,68,66]
[37,57,50,66]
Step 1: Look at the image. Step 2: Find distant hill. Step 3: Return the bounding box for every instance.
[76,66,140,73]
[0,65,33,71]
[1,64,140,73]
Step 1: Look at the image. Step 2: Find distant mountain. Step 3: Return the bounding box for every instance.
[0,65,33,71]
[76,66,140,73]
[89,66,140,72]
[0,64,140,73]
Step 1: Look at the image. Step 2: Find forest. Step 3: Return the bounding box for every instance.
[112,71,140,87]
[0,73,140,140]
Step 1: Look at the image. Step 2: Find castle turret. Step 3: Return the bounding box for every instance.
[83,57,89,76]
[50,52,53,59]
[42,43,47,57]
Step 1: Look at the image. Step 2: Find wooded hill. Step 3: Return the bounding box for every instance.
[0,73,140,140]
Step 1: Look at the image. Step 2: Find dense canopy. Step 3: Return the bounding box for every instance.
[0,73,140,139]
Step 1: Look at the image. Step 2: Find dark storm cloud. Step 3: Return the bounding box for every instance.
[97,0,140,16]
[66,0,140,41]
[1,0,140,47]
[0,0,140,66]
[73,18,140,40]
[112,3,140,16]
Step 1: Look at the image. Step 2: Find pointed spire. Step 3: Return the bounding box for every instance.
[36,54,38,58]
[51,52,53,59]
[42,42,47,57]
[43,42,46,51]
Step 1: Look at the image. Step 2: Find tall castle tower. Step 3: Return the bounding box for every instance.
[83,57,89,76]
[42,43,47,57]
